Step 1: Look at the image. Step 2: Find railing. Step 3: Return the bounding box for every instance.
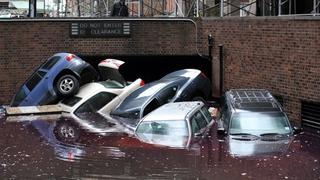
[0,0,319,18]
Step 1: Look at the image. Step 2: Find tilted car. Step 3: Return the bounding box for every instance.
[10,53,98,107]
[57,78,144,136]
[110,69,211,130]
[135,101,214,148]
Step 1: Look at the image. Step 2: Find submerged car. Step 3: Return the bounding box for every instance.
[111,69,211,130]
[216,89,301,157]
[135,101,214,148]
[58,78,144,135]
[10,53,98,107]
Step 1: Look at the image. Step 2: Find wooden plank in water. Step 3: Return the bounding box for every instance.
[6,114,62,122]
[5,105,62,116]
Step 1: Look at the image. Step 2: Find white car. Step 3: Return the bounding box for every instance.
[57,59,144,134]
[58,79,144,134]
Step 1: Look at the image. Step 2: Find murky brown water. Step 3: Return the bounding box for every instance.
[0,110,320,179]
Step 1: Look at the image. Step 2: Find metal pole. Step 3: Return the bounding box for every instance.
[141,0,144,16]
[29,0,37,17]
[77,0,80,17]
[262,0,265,16]
[196,0,199,17]
[219,44,224,96]
[314,0,316,14]
[57,0,60,17]
[151,0,154,16]
[34,0,37,17]
[220,0,224,17]
[278,0,281,15]
[289,0,291,14]
[65,0,68,17]
[162,0,165,15]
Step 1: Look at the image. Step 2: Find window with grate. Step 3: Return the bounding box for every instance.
[301,101,320,133]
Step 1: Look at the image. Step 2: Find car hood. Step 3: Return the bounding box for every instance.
[226,135,294,157]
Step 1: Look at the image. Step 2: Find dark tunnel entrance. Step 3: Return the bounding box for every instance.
[80,55,212,83]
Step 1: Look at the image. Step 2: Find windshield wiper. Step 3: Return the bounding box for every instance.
[230,133,256,136]
[260,133,281,136]
[230,133,259,141]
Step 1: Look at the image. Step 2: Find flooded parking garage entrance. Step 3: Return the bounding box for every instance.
[80,55,212,83]
[1,17,320,179]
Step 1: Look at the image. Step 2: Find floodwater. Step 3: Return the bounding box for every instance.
[0,109,320,179]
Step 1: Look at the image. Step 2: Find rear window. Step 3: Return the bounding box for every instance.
[61,96,82,107]
[26,72,42,91]
[41,56,60,70]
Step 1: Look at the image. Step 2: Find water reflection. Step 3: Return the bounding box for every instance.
[1,110,320,179]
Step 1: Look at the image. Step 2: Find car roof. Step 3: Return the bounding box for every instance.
[226,89,282,112]
[160,69,200,80]
[141,101,203,122]
[114,77,187,112]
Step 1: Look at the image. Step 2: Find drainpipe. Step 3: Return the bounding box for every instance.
[208,34,214,61]
[219,44,224,96]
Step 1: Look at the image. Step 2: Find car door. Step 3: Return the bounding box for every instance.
[189,110,209,145]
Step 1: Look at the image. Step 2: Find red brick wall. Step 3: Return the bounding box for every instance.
[0,19,197,105]
[201,17,320,125]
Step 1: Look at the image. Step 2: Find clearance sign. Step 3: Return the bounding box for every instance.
[70,22,130,38]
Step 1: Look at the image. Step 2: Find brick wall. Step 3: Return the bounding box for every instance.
[0,19,197,105]
[201,17,320,125]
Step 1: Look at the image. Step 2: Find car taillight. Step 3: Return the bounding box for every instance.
[66,54,75,61]
[140,80,145,86]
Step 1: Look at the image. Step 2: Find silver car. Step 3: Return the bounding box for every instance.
[135,101,214,148]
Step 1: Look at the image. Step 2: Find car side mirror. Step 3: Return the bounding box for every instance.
[293,126,302,134]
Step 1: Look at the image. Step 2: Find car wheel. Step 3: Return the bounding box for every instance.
[54,121,79,142]
[56,74,79,96]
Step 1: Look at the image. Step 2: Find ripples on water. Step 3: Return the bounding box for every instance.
[0,107,320,179]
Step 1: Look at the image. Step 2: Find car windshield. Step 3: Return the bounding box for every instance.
[136,120,189,148]
[136,120,188,136]
[229,112,292,136]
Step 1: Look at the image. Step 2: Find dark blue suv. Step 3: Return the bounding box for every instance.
[10,53,98,107]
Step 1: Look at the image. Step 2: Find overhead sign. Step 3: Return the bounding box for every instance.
[70,22,130,38]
